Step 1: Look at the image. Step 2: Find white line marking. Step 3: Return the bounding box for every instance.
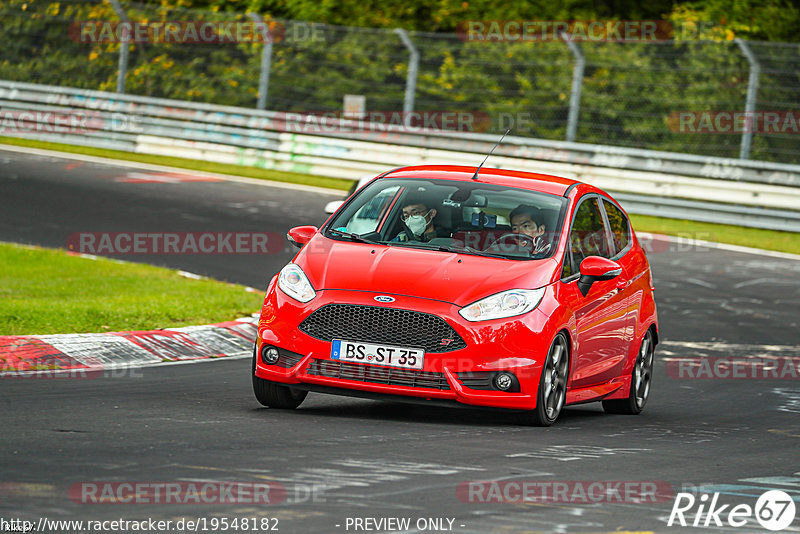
[178,270,205,280]
[661,341,798,352]
[740,477,800,487]
[734,277,800,288]
[0,143,344,196]
[685,278,716,289]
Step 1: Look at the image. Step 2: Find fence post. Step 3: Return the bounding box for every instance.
[248,12,273,110]
[108,0,129,94]
[561,32,584,143]
[735,38,760,160]
[394,28,419,114]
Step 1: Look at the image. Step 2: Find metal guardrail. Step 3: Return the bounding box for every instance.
[1,79,800,232]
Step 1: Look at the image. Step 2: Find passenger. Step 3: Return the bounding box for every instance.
[509,205,551,255]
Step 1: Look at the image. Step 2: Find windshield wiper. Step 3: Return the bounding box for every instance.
[387,240,513,259]
[327,229,382,245]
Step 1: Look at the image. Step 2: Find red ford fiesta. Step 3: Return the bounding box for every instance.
[253,165,658,425]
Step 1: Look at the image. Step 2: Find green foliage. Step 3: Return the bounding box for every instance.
[1,0,798,163]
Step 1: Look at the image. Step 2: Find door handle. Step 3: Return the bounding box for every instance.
[616,279,630,290]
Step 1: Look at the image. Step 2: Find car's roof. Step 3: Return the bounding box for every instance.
[380,165,580,197]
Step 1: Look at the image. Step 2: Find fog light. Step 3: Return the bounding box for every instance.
[494,372,513,391]
[261,346,280,365]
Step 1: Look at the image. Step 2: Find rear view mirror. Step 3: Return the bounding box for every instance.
[463,194,488,207]
[445,190,488,208]
[286,226,318,248]
[577,256,622,296]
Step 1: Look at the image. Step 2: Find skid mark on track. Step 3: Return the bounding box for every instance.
[769,428,800,438]
[275,459,485,491]
[315,426,530,445]
[599,424,744,444]
[772,387,800,414]
[507,446,649,462]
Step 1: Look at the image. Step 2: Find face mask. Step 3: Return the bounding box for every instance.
[405,212,430,236]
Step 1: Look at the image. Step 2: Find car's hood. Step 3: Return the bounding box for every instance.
[295,235,559,306]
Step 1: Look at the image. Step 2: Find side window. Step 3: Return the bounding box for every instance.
[562,197,611,278]
[603,199,631,256]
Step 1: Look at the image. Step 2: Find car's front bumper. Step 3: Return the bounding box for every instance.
[255,282,555,411]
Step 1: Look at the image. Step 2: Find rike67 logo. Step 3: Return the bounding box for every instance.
[668,490,796,531]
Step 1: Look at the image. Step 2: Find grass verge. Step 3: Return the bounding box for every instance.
[0,243,263,335]
[1,136,798,255]
[630,214,800,255]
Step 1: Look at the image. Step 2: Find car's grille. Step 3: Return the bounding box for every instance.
[298,304,467,353]
[457,372,493,390]
[306,359,450,390]
[274,348,304,368]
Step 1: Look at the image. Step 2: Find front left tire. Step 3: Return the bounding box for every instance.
[252,343,308,409]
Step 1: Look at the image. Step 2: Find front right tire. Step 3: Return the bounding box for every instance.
[252,343,308,409]
[519,332,569,426]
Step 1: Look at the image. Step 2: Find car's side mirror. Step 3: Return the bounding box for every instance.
[324,200,344,214]
[286,225,318,248]
[577,256,622,297]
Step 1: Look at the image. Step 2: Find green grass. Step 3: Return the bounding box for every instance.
[0,243,263,335]
[2,136,798,255]
[630,214,800,255]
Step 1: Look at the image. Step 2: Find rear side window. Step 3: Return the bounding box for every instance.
[603,199,631,256]
[562,197,611,278]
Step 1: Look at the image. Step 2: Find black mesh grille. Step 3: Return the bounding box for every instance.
[276,349,303,368]
[457,372,493,390]
[299,304,467,353]
[307,359,450,390]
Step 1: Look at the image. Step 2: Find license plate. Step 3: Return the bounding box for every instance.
[331,340,425,370]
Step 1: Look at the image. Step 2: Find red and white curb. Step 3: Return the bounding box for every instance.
[0,316,257,377]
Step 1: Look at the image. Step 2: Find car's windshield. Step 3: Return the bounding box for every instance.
[325,178,568,260]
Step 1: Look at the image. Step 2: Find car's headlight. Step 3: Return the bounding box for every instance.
[459,288,545,322]
[277,263,316,303]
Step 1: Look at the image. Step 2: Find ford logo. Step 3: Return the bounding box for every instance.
[374,295,395,303]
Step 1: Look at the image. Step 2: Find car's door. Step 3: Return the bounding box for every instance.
[561,196,630,389]
[601,198,641,347]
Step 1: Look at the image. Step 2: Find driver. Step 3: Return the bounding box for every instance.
[509,205,551,255]
[394,193,440,242]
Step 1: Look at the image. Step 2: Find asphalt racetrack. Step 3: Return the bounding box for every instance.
[1,147,799,533]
